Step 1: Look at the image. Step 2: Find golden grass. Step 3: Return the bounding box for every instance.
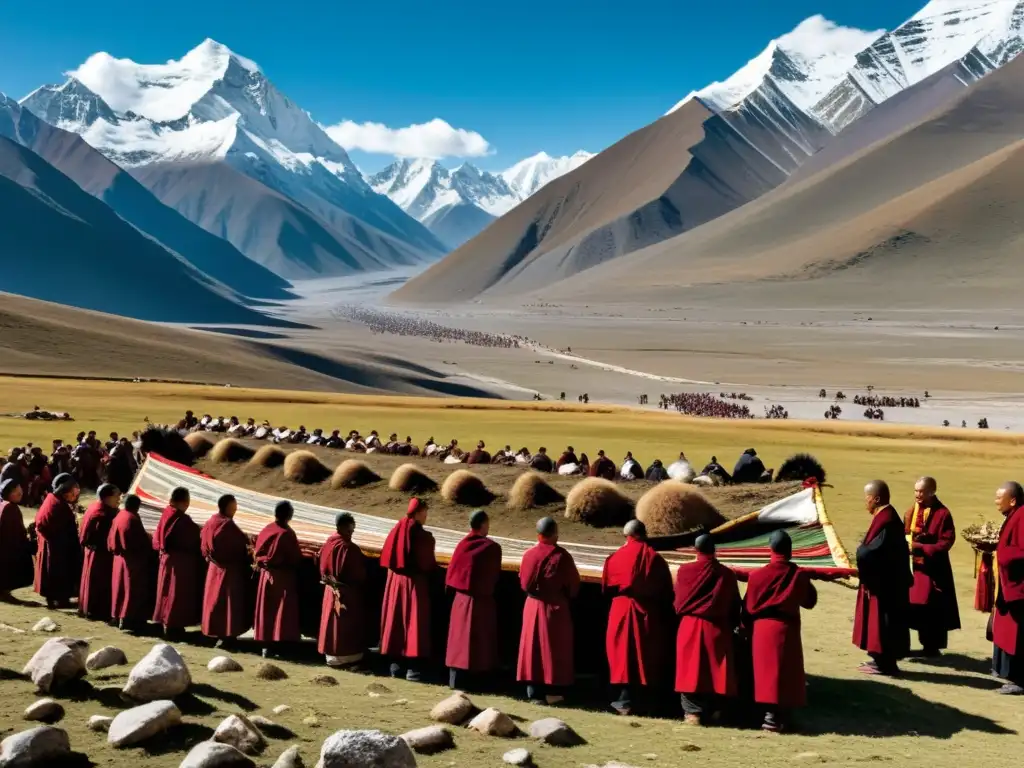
[635,483,725,536]
[250,444,287,469]
[440,469,495,507]
[282,450,331,484]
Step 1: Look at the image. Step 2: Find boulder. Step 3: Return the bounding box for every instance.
[0,726,70,767]
[108,700,182,748]
[467,708,516,737]
[87,715,113,733]
[272,705,292,715]
[208,656,244,673]
[255,663,288,681]
[123,644,191,702]
[315,730,417,768]
[271,745,304,768]
[528,718,583,747]
[87,646,128,670]
[503,749,533,766]
[23,699,63,723]
[31,618,58,633]
[213,715,267,756]
[179,741,256,768]
[22,637,88,694]
[428,693,473,725]
[400,725,453,754]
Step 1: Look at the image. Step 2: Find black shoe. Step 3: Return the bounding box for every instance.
[389,662,402,678]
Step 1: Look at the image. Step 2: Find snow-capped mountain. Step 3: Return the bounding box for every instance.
[500,151,594,199]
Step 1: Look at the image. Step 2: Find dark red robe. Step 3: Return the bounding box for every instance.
[673,553,740,695]
[904,501,960,643]
[744,555,817,708]
[78,500,116,620]
[517,541,581,686]
[445,532,502,672]
[253,521,304,642]
[318,533,368,658]
[379,517,436,659]
[852,505,911,658]
[151,506,202,628]
[0,500,33,592]
[33,493,82,601]
[108,508,153,622]
[602,537,673,686]
[994,504,1024,656]
[200,514,253,639]
[589,456,616,480]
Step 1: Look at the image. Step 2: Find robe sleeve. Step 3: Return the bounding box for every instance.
[79,514,101,549]
[415,530,437,573]
[562,551,581,598]
[917,508,955,557]
[801,574,818,610]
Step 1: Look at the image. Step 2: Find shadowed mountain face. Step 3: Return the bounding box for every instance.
[421,202,497,249]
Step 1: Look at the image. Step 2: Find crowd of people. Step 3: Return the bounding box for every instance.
[853,395,921,408]
[658,393,754,419]
[334,306,533,350]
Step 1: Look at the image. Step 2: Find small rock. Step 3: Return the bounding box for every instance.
[302,716,321,728]
[367,692,382,699]
[108,700,182,748]
[680,743,701,752]
[271,745,304,768]
[208,656,244,673]
[0,623,26,634]
[22,637,89,694]
[793,754,824,763]
[311,674,338,686]
[644,755,657,760]
[87,646,128,670]
[0,726,71,766]
[503,748,533,766]
[316,730,416,768]
[179,741,256,768]
[401,725,453,754]
[250,715,275,728]
[468,707,516,737]
[393,699,409,706]
[365,683,391,695]
[123,644,191,702]
[213,714,267,756]
[272,705,292,715]
[528,717,584,747]
[24,699,64,723]
[87,715,113,733]
[255,662,288,681]
[32,617,59,633]
[429,692,473,725]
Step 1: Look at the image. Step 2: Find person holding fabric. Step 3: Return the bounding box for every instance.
[151,486,202,637]
[992,481,1024,695]
[0,479,33,601]
[743,530,818,732]
[253,501,305,658]
[201,494,253,647]
[109,493,154,631]
[34,472,83,609]
[673,534,741,725]
[318,512,368,667]
[78,483,121,621]
[445,509,503,691]
[380,497,437,681]
[517,516,581,704]
[602,519,673,715]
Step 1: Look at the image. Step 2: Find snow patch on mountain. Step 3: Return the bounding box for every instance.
[370,158,516,220]
[500,151,594,198]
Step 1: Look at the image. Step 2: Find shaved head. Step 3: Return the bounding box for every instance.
[694,534,715,555]
[537,516,558,538]
[997,481,1024,513]
[864,480,890,506]
[623,519,647,539]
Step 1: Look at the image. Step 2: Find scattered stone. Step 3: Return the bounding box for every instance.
[208,656,244,673]
[108,700,183,748]
[271,745,304,768]
[250,715,275,728]
[644,754,657,760]
[393,699,409,706]
[584,763,640,768]
[255,663,288,681]
[680,743,701,752]
[272,705,292,715]
[400,725,453,754]
[87,715,113,733]
[302,716,321,728]
[365,683,392,695]
[793,753,824,763]
[179,741,256,768]
[503,748,533,766]
[22,637,89,694]
[123,644,191,702]
[367,692,382,699]
[429,692,473,725]
[86,646,128,670]
[311,674,338,686]
[214,715,267,756]
[467,708,516,737]
[316,730,416,768]
[0,726,71,767]
[528,718,584,747]
[32,618,59,633]
[23,699,63,723]
[0,623,26,634]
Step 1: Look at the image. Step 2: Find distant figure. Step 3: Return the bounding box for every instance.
[319,512,368,667]
[667,452,696,482]
[620,452,643,481]
[555,446,579,472]
[466,441,492,465]
[589,450,616,480]
[645,459,670,482]
[530,447,554,473]
[733,449,772,484]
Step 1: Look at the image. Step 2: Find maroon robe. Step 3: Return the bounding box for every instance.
[78,500,116,620]
[904,501,960,641]
[589,456,616,480]
[380,517,436,659]
[200,514,253,639]
[445,532,502,671]
[253,521,304,642]
[109,508,153,622]
[994,504,1024,656]
[673,553,740,695]
[517,541,581,686]
[151,506,202,628]
[0,500,33,592]
[33,493,82,601]
[318,533,368,657]
[602,537,673,686]
[852,505,910,657]
[744,555,817,708]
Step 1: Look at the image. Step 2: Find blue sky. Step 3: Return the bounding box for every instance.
[0,0,924,172]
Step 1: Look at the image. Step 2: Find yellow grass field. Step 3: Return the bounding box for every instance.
[1,375,1021,767]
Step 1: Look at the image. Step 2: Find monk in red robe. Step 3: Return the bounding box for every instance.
[446,510,502,691]
[903,476,959,656]
[517,516,581,704]
[34,473,83,608]
[853,480,911,676]
[201,494,253,646]
[602,519,673,715]
[673,534,740,724]
[152,486,202,636]
[254,500,304,657]
[993,481,1024,695]
[0,479,34,601]
[744,530,817,732]
[380,497,436,681]
[589,450,617,480]
[78,484,121,621]
[318,512,368,667]
[109,494,153,631]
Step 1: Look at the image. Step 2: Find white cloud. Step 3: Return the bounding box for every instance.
[323,117,491,159]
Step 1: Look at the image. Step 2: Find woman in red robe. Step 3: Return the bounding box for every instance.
[34,473,83,608]
[201,494,253,646]
[109,494,154,631]
[0,479,34,601]
[517,516,581,704]
[743,530,818,732]
[445,510,502,691]
[151,486,202,636]
[318,512,368,666]
[78,484,121,622]
[993,481,1024,694]
[673,534,740,724]
[253,501,304,657]
[602,519,673,715]
[380,497,436,681]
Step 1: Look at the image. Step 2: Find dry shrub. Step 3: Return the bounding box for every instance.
[331,460,381,489]
[209,438,255,464]
[184,433,214,459]
[564,478,633,528]
[389,463,438,494]
[250,444,287,469]
[254,662,288,681]
[441,469,495,507]
[635,483,726,536]
[508,472,565,511]
[775,453,826,485]
[283,450,332,484]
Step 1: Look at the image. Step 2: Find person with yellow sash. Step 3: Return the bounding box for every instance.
[993,481,1024,695]
[903,477,960,657]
